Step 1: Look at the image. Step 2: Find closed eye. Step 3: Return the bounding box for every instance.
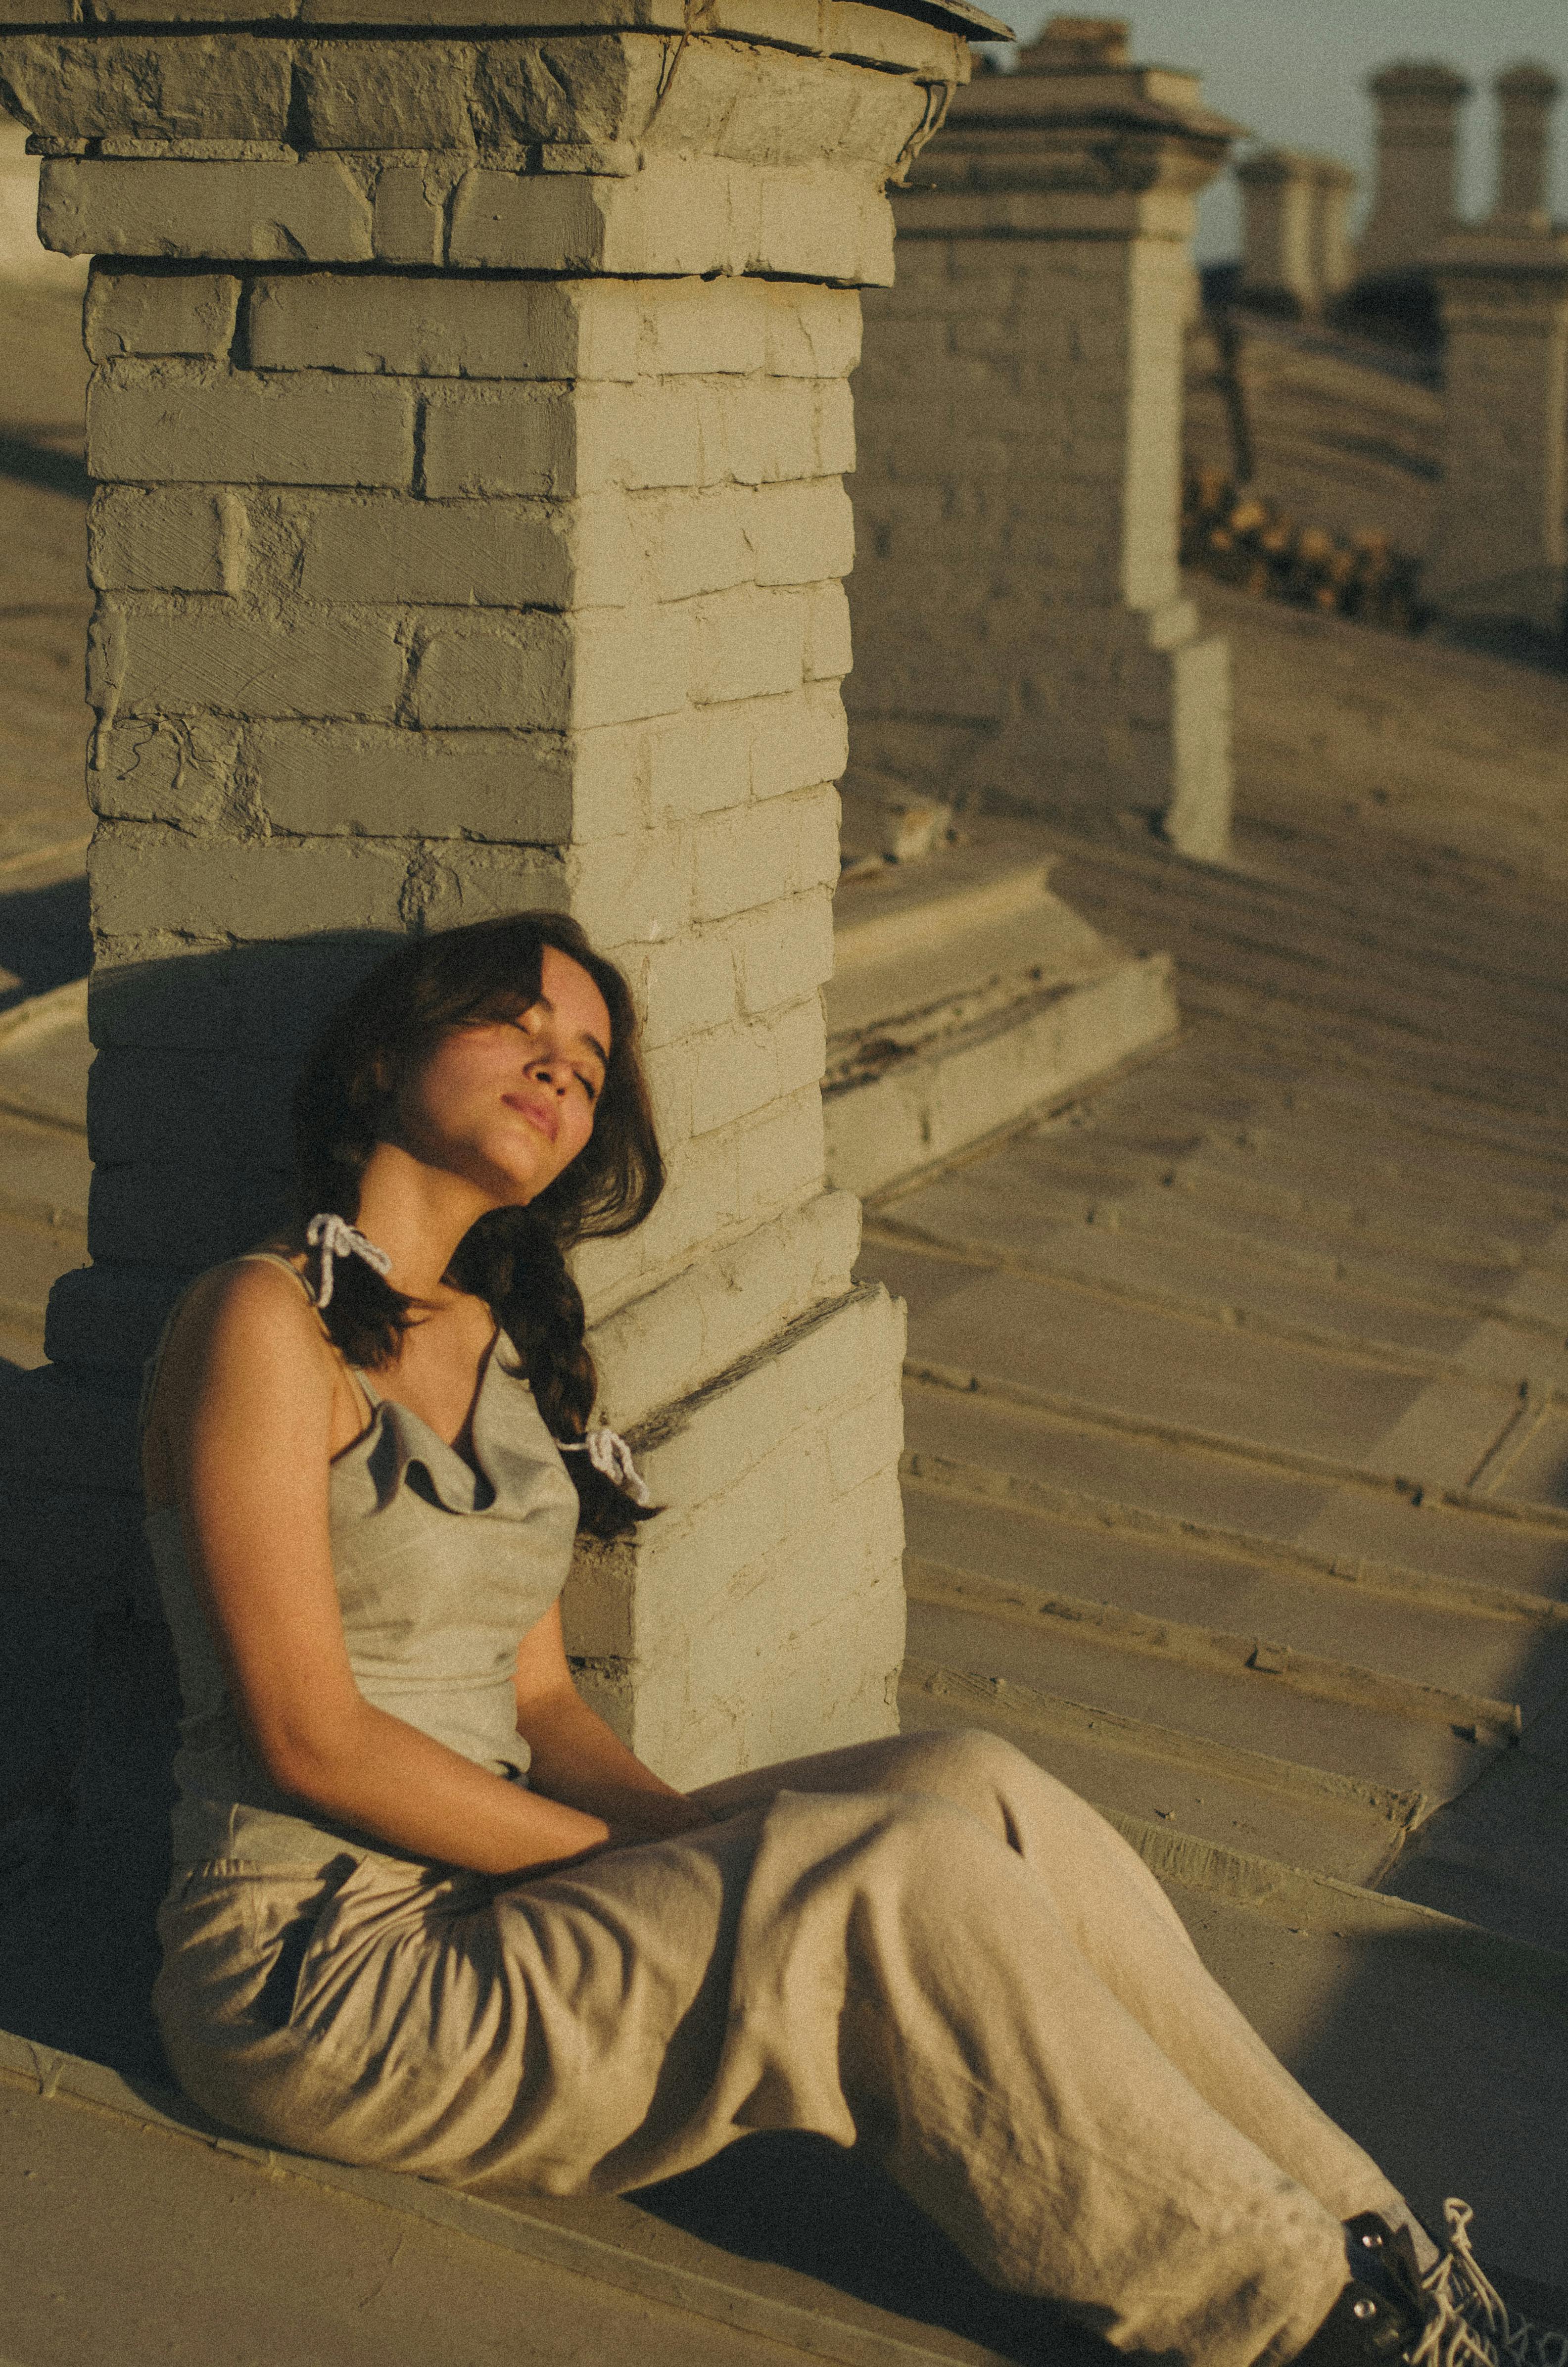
[505,1015,600,1103]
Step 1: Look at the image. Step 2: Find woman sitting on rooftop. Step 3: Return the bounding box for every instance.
[143,909,1536,2367]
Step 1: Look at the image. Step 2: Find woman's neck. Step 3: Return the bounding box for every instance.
[352,1143,503,1300]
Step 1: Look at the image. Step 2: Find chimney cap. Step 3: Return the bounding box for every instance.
[1368,60,1473,102]
[1019,14,1130,68]
[1496,61,1562,102]
[1235,144,1356,189]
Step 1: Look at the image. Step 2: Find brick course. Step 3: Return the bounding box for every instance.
[87,363,416,488]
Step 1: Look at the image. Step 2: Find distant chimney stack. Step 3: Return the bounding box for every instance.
[1236,148,1358,318]
[849,14,1242,858]
[1357,59,1472,282]
[1493,63,1561,230]
[1310,155,1359,302]
[1236,149,1318,316]
[1429,223,1568,647]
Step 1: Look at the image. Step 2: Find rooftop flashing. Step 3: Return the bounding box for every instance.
[0,0,1014,35]
[910,0,1013,40]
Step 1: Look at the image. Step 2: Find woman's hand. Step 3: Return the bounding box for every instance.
[601,1793,715,1846]
[514,1605,714,1841]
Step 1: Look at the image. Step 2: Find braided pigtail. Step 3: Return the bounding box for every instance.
[453,1207,655,1539]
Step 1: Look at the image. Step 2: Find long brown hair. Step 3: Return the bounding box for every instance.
[289,913,664,1538]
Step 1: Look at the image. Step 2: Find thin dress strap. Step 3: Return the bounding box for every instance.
[237,1253,382,1424]
[234,1248,320,1297]
[140,1250,379,1441]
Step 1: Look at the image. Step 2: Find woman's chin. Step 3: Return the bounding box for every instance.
[486,1160,552,1209]
[467,1172,541,1212]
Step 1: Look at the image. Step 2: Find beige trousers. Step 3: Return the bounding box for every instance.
[153,1730,1415,2366]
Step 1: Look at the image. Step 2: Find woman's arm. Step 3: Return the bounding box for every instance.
[515,1603,711,1839]
[158,1261,618,1877]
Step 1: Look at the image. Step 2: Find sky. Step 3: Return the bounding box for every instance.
[993,0,1568,261]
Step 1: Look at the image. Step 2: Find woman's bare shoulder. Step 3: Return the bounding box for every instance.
[158,1251,331,1391]
[144,1254,342,1503]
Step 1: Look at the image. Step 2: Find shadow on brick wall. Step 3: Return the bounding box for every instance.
[0,930,401,2079]
[0,869,89,1009]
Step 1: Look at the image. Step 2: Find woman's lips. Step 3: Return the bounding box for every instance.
[504,1092,559,1144]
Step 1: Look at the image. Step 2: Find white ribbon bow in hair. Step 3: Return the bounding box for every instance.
[305,1212,393,1310]
[557,1428,653,1507]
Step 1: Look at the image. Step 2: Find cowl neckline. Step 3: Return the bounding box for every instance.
[348,1330,549,1517]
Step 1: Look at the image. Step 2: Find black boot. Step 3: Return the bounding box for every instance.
[1292,2197,1567,2367]
[1290,2216,1431,2367]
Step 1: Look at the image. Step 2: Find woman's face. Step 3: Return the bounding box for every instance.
[393,946,612,1206]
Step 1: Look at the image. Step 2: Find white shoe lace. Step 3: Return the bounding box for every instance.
[1418,2201,1568,2367]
